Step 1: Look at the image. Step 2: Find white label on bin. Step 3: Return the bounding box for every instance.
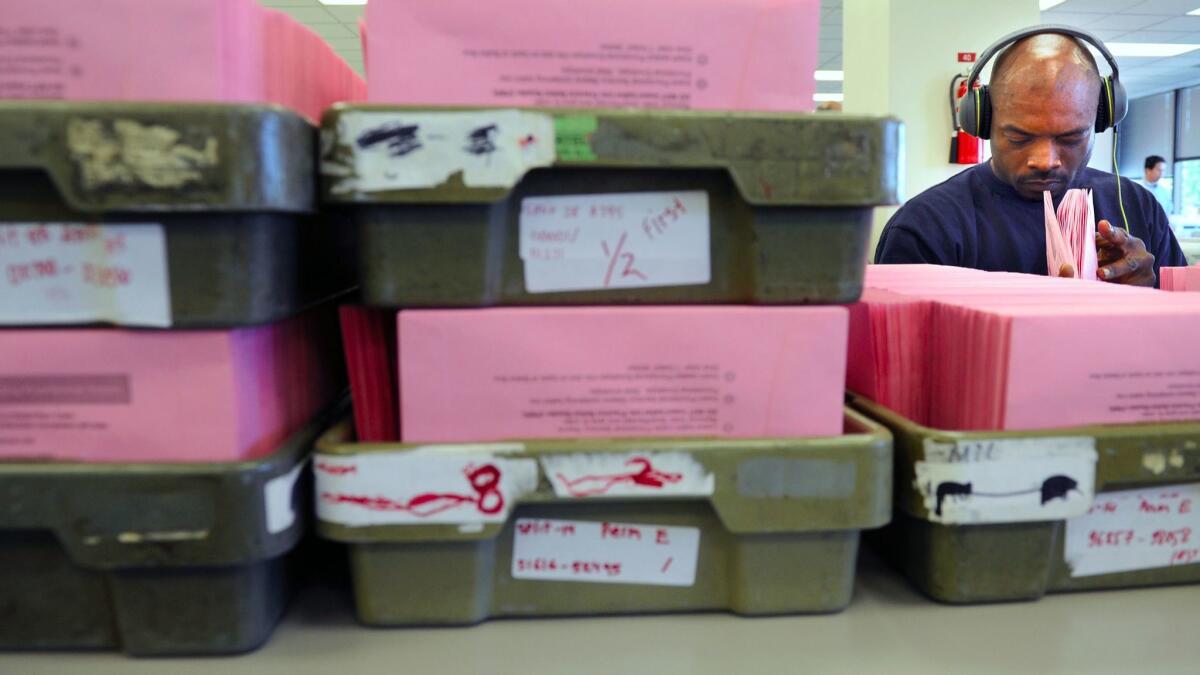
[329,110,556,193]
[541,452,714,498]
[0,222,171,327]
[914,438,1097,524]
[1064,484,1200,577]
[511,518,699,587]
[519,191,711,293]
[264,460,307,535]
[314,452,538,526]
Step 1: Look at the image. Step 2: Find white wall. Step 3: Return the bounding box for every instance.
[1089,127,1114,172]
[844,0,1042,256]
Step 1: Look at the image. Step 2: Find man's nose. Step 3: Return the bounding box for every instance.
[1026,140,1062,173]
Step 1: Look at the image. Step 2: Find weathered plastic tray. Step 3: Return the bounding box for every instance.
[321,105,902,307]
[314,407,892,625]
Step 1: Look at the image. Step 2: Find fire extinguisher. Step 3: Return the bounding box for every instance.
[950,74,983,164]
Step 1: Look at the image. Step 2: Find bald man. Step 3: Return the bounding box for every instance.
[875,32,1185,286]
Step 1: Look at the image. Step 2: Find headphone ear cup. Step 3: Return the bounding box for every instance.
[1109,77,1128,128]
[1095,76,1128,132]
[957,87,978,137]
[976,86,993,140]
[958,85,992,139]
[1095,77,1112,132]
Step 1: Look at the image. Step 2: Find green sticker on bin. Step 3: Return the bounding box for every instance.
[555,115,598,161]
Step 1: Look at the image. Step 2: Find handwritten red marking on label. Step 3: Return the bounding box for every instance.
[60,225,101,243]
[518,134,536,149]
[661,556,673,573]
[518,520,577,536]
[555,456,684,497]
[25,224,50,245]
[315,462,357,476]
[7,259,59,287]
[601,522,643,540]
[1088,529,1136,547]
[641,197,687,241]
[83,262,130,288]
[1171,549,1200,565]
[1150,527,1192,547]
[104,234,127,255]
[1140,499,1172,514]
[600,231,647,287]
[321,463,505,518]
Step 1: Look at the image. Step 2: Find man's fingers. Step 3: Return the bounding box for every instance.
[1098,256,1140,281]
[1096,220,1128,247]
[1058,263,1076,278]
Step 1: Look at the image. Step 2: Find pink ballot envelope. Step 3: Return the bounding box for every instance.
[364,0,820,111]
[0,313,340,462]
[398,306,848,442]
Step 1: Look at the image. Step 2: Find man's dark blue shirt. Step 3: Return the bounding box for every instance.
[874,163,1186,279]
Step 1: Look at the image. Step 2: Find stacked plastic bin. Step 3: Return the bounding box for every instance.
[0,102,351,656]
[315,105,903,625]
[851,394,1200,603]
[0,0,365,655]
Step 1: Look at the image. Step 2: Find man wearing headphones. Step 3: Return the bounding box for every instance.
[875,27,1186,286]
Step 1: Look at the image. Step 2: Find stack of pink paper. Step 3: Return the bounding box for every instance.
[397,307,848,442]
[0,0,365,121]
[1161,265,1200,292]
[339,306,848,443]
[361,0,819,111]
[0,312,342,462]
[1044,189,1098,279]
[849,264,1200,431]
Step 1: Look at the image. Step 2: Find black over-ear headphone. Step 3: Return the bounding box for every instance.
[957,24,1128,140]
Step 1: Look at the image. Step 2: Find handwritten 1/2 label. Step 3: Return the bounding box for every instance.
[1064,483,1200,577]
[329,110,555,193]
[0,223,171,327]
[511,518,700,587]
[314,452,539,526]
[914,437,1097,524]
[540,452,714,498]
[519,190,711,293]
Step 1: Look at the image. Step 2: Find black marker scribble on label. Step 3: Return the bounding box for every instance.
[934,475,1081,516]
[464,124,498,156]
[356,124,421,157]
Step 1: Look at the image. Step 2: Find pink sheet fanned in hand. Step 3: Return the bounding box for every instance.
[1043,189,1099,280]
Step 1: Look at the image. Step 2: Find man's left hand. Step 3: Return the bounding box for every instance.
[1096,219,1156,287]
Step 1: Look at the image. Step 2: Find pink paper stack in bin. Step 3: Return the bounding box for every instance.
[0,0,365,120]
[0,0,353,462]
[361,0,819,111]
[1161,265,1200,291]
[0,313,340,463]
[339,306,849,443]
[849,264,1200,431]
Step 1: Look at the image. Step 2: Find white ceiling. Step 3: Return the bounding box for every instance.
[263,0,1200,100]
[1042,0,1200,97]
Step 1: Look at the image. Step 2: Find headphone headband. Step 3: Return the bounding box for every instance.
[964,24,1121,90]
